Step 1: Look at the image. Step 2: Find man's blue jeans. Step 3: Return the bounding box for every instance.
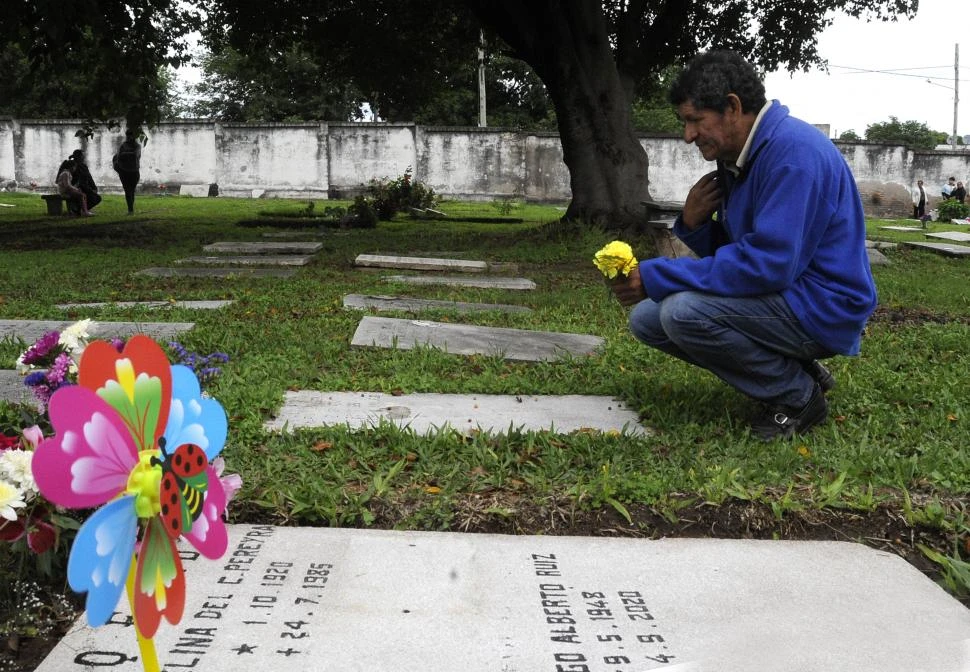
[628,291,831,408]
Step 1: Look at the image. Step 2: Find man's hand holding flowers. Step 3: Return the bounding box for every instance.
[593,240,647,307]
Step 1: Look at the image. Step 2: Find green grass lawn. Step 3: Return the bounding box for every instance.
[1,192,968,621]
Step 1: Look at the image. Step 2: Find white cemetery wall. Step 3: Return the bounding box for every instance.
[146,121,219,189]
[418,127,528,201]
[523,133,572,201]
[218,123,329,197]
[640,135,707,203]
[328,123,416,197]
[3,116,970,215]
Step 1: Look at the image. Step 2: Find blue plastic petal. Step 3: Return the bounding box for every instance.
[67,496,139,627]
[162,365,228,460]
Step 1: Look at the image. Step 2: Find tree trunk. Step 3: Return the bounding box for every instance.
[466,0,690,256]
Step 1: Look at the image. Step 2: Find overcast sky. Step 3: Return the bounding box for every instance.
[764,0,966,138]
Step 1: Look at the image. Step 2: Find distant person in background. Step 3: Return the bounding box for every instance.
[55,160,92,216]
[112,129,142,214]
[911,179,926,219]
[942,176,956,199]
[952,181,966,204]
[69,149,102,212]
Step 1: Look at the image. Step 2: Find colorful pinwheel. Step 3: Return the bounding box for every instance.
[32,335,230,650]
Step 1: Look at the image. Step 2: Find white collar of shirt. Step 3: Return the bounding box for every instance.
[725,100,772,177]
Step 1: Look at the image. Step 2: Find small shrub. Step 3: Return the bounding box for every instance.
[366,167,438,221]
[346,195,378,228]
[937,199,970,221]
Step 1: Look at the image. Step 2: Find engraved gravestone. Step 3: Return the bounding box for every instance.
[342,294,532,315]
[382,275,536,290]
[264,391,647,435]
[176,255,314,267]
[202,242,323,255]
[137,268,297,279]
[350,316,603,361]
[0,320,194,343]
[34,526,970,672]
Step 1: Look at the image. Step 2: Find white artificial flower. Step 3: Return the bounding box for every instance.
[0,449,37,499]
[0,480,26,521]
[59,318,95,355]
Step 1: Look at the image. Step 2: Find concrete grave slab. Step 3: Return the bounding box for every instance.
[262,231,328,239]
[0,369,39,408]
[926,231,970,242]
[351,316,602,362]
[265,391,646,435]
[356,253,488,273]
[176,255,313,267]
[203,241,323,255]
[179,184,210,197]
[138,267,297,278]
[0,319,194,344]
[34,526,970,672]
[55,300,233,310]
[867,248,891,266]
[903,241,970,257]
[383,274,536,290]
[865,240,898,249]
[878,225,924,232]
[343,294,532,315]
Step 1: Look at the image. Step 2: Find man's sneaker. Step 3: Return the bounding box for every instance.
[803,359,836,393]
[750,385,828,440]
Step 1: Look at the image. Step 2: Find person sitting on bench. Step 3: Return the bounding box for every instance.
[55,160,92,216]
[69,149,102,212]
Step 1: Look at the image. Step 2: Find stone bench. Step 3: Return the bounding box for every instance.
[40,193,69,215]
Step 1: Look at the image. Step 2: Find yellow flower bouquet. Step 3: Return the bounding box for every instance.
[593,240,638,279]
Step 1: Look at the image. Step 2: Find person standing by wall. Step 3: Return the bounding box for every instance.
[942,176,956,199]
[912,179,926,219]
[112,129,142,214]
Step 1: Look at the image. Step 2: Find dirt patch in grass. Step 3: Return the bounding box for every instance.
[869,304,970,326]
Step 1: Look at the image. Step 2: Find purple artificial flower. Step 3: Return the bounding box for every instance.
[20,331,61,366]
[110,338,126,353]
[46,352,73,387]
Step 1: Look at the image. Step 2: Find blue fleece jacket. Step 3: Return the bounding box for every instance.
[638,101,877,355]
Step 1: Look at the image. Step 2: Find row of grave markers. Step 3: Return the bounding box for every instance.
[1,241,643,435]
[8,231,968,672]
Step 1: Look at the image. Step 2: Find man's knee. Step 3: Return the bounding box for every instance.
[629,299,665,345]
[658,291,713,341]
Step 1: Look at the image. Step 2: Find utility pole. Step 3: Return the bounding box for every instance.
[953,43,960,149]
[478,30,487,127]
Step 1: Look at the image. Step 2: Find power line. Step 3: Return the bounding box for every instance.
[828,64,967,84]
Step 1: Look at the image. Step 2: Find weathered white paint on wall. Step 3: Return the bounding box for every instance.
[145,122,218,187]
[328,123,415,195]
[218,123,327,196]
[418,127,526,200]
[2,118,969,217]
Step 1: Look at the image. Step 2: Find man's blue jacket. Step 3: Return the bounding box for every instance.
[638,101,878,355]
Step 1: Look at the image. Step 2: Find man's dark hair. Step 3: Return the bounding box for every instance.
[668,50,767,115]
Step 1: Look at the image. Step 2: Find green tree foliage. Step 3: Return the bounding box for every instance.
[838,129,863,142]
[186,44,362,122]
[865,116,948,149]
[0,0,920,227]
[1,0,202,129]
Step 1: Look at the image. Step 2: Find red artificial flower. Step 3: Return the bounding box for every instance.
[0,506,58,554]
[0,434,19,450]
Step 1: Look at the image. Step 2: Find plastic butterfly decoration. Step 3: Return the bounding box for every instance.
[32,335,230,641]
